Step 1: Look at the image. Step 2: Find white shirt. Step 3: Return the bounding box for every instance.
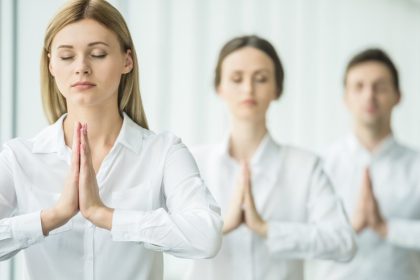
[187,134,355,280]
[0,113,222,280]
[312,135,420,280]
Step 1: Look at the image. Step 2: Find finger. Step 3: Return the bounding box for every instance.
[359,167,370,200]
[71,122,81,177]
[83,124,95,169]
[242,161,252,193]
[364,170,377,207]
[365,168,374,191]
[242,161,250,182]
[80,124,89,174]
[242,163,257,210]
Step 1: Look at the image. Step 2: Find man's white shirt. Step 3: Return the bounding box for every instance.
[313,135,420,280]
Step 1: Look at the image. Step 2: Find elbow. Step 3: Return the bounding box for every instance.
[193,220,223,259]
[0,250,19,262]
[336,228,357,262]
[204,227,223,258]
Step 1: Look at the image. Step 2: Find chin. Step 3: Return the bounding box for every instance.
[235,111,265,122]
[67,94,104,108]
[361,117,382,128]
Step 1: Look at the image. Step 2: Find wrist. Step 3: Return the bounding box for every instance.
[41,208,68,236]
[87,205,114,230]
[254,220,268,238]
[374,221,388,238]
[222,222,237,235]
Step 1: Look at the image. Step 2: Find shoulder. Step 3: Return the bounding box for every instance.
[140,130,194,162]
[322,138,349,159]
[3,128,51,155]
[189,144,219,160]
[279,144,320,165]
[391,141,420,170]
[1,124,57,165]
[142,130,182,149]
[270,143,322,177]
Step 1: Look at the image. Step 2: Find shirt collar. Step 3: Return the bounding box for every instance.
[32,112,145,155]
[32,114,67,154]
[218,132,278,168]
[347,133,397,161]
[116,112,145,154]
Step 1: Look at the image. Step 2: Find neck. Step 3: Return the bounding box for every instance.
[354,121,392,152]
[229,117,268,162]
[63,103,123,149]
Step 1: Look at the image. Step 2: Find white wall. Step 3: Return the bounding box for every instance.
[1,0,420,279]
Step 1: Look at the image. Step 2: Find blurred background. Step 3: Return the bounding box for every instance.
[1,0,420,279]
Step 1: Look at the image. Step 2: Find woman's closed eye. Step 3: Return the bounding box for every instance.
[254,75,268,83]
[230,74,242,83]
[60,56,74,61]
[91,53,107,59]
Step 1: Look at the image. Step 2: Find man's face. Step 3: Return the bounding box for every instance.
[344,61,400,129]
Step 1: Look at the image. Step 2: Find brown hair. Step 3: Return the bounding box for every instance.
[40,0,148,128]
[214,35,284,98]
[344,48,400,94]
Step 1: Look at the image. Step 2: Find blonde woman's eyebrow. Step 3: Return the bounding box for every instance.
[254,68,271,73]
[88,41,110,47]
[57,41,110,49]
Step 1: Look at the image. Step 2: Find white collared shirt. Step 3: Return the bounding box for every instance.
[0,113,222,280]
[312,135,420,280]
[186,134,355,280]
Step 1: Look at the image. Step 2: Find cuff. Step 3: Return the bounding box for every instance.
[11,211,45,246]
[386,219,417,249]
[111,209,147,241]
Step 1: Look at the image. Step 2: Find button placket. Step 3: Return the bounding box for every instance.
[84,221,95,280]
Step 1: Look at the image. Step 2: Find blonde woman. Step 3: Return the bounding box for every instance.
[0,1,222,279]
[187,35,356,280]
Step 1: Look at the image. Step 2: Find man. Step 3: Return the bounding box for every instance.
[313,49,420,279]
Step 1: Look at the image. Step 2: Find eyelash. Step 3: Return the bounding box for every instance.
[255,77,267,83]
[92,54,107,58]
[59,54,107,61]
[231,76,267,83]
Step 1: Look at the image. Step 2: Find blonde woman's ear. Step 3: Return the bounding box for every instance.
[123,50,133,74]
[48,54,55,77]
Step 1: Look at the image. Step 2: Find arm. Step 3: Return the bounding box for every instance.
[0,146,44,261]
[386,219,420,249]
[266,159,356,262]
[355,168,420,250]
[111,136,223,259]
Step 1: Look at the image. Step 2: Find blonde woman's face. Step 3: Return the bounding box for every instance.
[217,47,277,122]
[48,18,133,109]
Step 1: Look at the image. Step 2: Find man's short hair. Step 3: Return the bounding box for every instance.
[344,48,400,93]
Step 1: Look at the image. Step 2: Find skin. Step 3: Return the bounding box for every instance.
[40,18,133,235]
[344,61,401,238]
[217,47,278,238]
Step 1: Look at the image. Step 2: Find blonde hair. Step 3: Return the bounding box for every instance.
[40,0,148,128]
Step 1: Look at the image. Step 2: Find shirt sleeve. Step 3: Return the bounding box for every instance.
[266,159,356,262]
[0,145,45,261]
[111,137,223,259]
[386,219,420,249]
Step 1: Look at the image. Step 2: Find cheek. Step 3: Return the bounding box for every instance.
[344,94,358,112]
[98,61,124,83]
[50,60,71,80]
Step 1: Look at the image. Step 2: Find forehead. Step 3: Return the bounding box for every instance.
[51,18,119,49]
[346,61,394,83]
[221,46,275,73]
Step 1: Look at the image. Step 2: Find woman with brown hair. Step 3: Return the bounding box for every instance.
[0,1,222,279]
[187,35,356,280]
